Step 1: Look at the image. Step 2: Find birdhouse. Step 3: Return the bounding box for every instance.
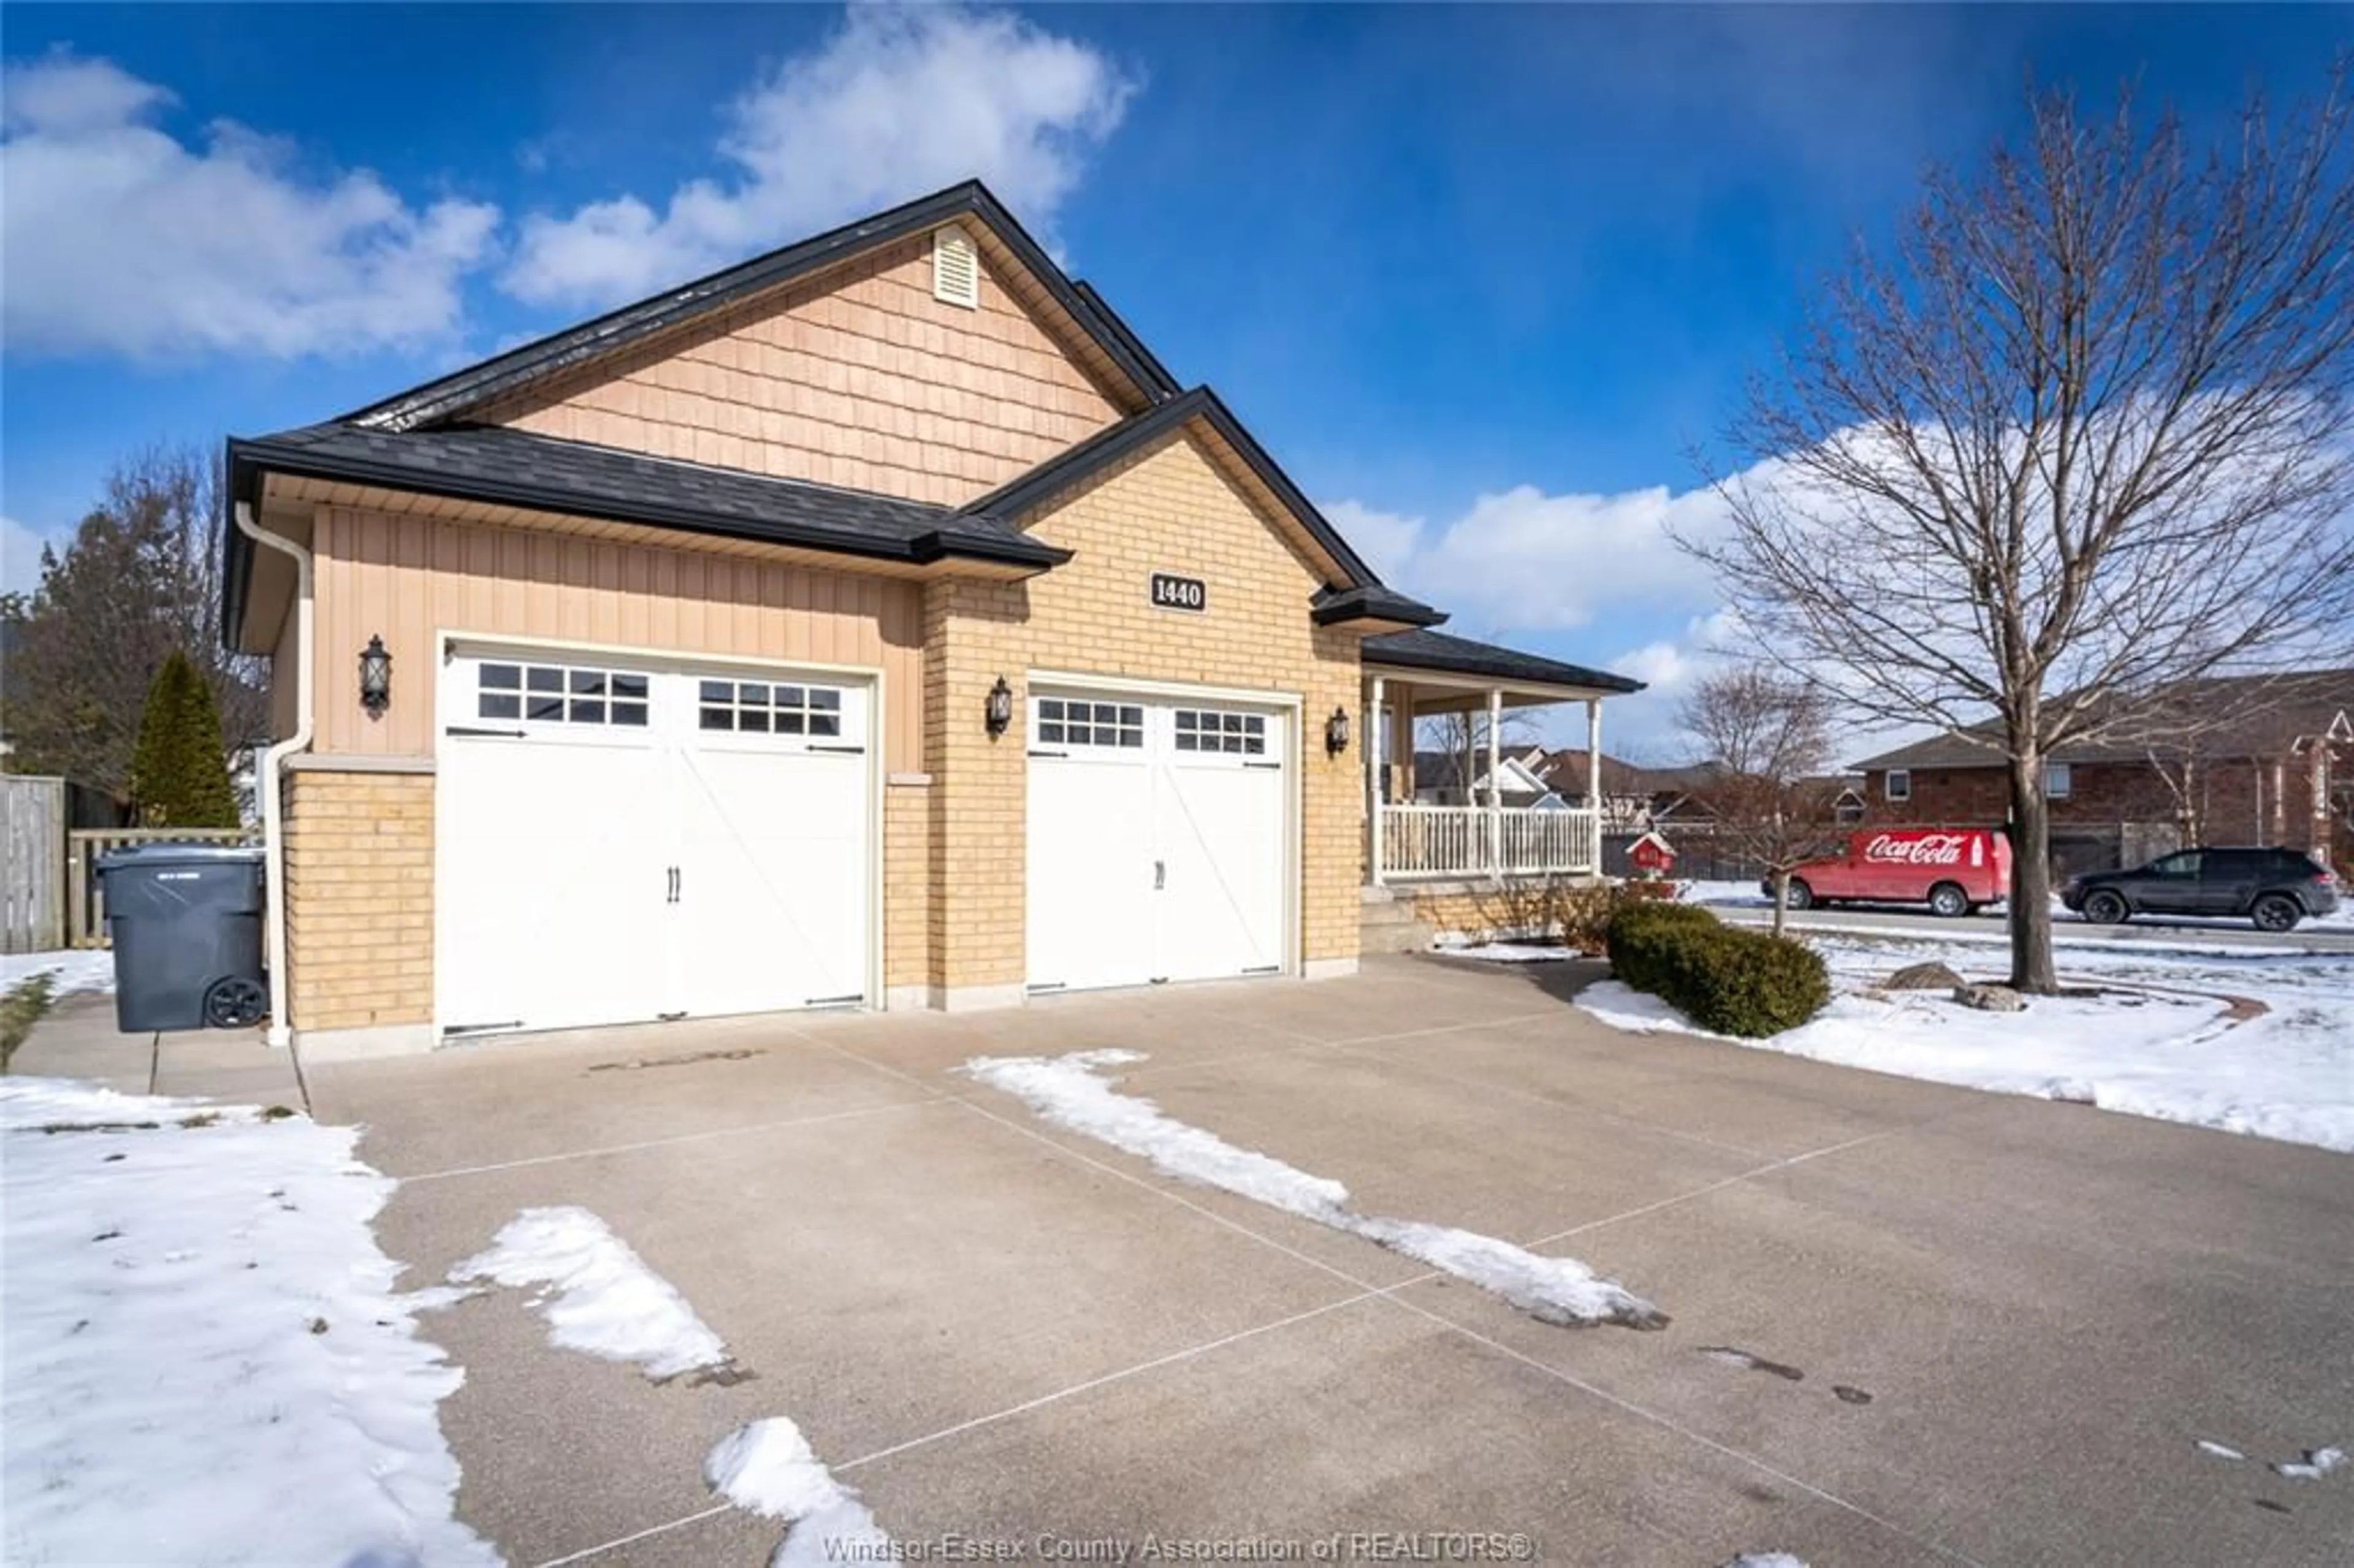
[1627,831,1677,877]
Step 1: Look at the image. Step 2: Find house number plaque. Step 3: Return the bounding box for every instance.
[1149,573,1207,612]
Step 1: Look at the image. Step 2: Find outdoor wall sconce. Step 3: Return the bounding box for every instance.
[985,674,1014,737]
[1325,705,1350,757]
[358,634,392,719]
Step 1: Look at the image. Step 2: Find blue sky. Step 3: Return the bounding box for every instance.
[4,4,2345,756]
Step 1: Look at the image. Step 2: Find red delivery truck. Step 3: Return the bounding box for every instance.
[1770,828,2011,918]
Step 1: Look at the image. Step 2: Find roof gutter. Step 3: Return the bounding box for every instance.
[232,501,310,1052]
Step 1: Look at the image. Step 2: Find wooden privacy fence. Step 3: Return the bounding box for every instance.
[2,776,66,954]
[66,828,256,949]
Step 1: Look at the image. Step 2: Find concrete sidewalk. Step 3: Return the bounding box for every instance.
[9,990,307,1107]
[301,955,2353,1568]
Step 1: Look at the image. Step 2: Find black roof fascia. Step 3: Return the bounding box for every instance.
[1309,584,1447,629]
[956,385,1387,591]
[220,433,1070,645]
[343,181,1164,433]
[1070,280,1180,400]
[1362,628,1644,694]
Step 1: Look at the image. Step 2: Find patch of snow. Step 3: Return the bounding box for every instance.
[0,1076,497,1567]
[961,1051,1663,1330]
[1577,932,2354,1154]
[1678,880,1771,909]
[706,1418,889,1568]
[1,948,116,996]
[451,1205,729,1380]
[1718,1555,1810,1568]
[2272,1445,2346,1481]
[2195,1439,2245,1461]
[1435,942,1572,963]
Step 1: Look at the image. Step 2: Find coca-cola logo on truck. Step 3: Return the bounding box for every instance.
[1862,832,1970,866]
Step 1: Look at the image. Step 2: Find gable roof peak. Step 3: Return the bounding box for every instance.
[343,178,1181,435]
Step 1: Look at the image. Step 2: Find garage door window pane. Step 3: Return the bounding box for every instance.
[527,668,563,693]
[700,707,733,731]
[569,671,606,696]
[701,680,732,704]
[612,701,649,726]
[480,692,522,720]
[570,699,606,723]
[739,683,769,706]
[810,690,840,712]
[739,708,770,733]
[612,674,649,700]
[809,714,839,737]
[527,693,565,721]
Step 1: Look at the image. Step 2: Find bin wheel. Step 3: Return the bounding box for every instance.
[203,976,268,1030]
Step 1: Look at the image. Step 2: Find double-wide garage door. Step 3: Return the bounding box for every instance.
[436,645,871,1037]
[1026,687,1291,992]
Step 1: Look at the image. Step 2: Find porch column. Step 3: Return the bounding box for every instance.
[1586,698,1603,875]
[1487,685,1503,877]
[1390,681,1416,798]
[1366,674,1385,886]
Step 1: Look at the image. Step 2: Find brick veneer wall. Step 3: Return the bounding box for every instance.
[1864,756,2327,851]
[1406,880,1618,949]
[281,768,433,1032]
[883,782,932,995]
[918,428,1366,999]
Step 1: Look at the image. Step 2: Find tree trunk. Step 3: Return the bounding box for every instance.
[2006,758,2059,994]
[1769,869,1788,940]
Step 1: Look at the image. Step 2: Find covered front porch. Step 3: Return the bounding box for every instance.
[1360,629,1641,885]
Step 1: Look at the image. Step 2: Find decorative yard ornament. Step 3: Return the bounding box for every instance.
[985,674,1014,738]
[358,635,392,718]
[1325,706,1350,757]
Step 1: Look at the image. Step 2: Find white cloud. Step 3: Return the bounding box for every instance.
[1,516,69,598]
[1324,480,1731,634]
[1,53,500,359]
[501,6,1135,310]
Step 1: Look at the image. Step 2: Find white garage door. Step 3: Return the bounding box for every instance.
[438,646,872,1037]
[1026,689,1290,994]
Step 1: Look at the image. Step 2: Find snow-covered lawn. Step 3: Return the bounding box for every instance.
[1,948,116,996]
[1577,932,2354,1154]
[962,1049,1664,1329]
[0,1077,495,1567]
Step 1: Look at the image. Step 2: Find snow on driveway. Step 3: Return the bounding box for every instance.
[451,1205,734,1382]
[961,1049,1665,1330]
[1,1077,497,1567]
[706,1418,890,1566]
[1,948,116,995]
[1578,933,2354,1153]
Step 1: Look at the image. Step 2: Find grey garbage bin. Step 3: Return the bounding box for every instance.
[97,843,269,1033]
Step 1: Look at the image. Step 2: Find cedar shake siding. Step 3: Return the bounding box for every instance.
[480,232,1124,507]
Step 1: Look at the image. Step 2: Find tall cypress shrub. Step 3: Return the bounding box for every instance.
[129,650,240,828]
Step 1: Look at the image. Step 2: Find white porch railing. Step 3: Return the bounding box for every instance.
[1376,805,1598,881]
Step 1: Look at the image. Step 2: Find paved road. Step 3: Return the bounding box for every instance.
[1712,901,2354,954]
[302,955,2353,1567]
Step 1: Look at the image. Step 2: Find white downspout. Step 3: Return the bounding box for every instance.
[234,502,312,1050]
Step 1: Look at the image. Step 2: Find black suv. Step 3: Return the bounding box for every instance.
[2060,847,2342,932]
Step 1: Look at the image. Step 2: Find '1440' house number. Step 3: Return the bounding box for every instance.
[1149,573,1207,612]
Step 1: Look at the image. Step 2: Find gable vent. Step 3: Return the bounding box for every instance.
[932,227,980,309]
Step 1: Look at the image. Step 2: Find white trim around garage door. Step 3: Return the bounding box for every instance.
[1026,668,1303,986]
[432,629,886,1038]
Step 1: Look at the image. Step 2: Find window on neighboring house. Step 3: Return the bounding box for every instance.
[2044,762,2073,799]
[1884,769,1911,802]
[1835,793,1865,825]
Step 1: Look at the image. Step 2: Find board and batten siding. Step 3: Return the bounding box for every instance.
[479,232,1121,508]
[308,508,924,769]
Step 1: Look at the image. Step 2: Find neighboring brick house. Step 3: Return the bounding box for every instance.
[219,181,1640,1056]
[1854,672,2354,875]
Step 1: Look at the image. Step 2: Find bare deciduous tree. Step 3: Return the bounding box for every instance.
[1680,668,1844,937]
[1681,73,2354,992]
[1,446,269,804]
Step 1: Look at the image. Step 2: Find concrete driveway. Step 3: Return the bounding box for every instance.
[305,955,2354,1568]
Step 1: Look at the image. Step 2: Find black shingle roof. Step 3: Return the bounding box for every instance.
[345,181,1178,433]
[221,422,1069,641]
[1362,629,1644,694]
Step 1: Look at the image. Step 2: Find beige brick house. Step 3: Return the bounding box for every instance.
[222,183,1638,1056]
